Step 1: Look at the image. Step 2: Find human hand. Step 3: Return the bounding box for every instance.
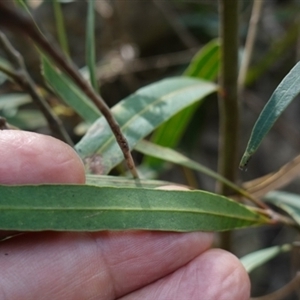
[0,130,250,299]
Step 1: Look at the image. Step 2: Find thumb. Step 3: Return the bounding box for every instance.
[0,130,85,184]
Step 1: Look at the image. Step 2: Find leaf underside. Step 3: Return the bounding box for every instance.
[241,244,292,273]
[0,184,267,232]
[75,76,217,174]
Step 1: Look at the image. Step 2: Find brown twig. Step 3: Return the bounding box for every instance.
[0,31,73,145]
[238,0,264,93]
[0,116,19,130]
[0,117,9,130]
[0,2,139,178]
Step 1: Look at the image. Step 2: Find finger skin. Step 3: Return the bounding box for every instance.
[0,231,213,300]
[0,130,85,184]
[121,249,250,300]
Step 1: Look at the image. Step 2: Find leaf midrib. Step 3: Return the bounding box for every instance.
[248,65,300,155]
[0,206,258,220]
[98,81,214,154]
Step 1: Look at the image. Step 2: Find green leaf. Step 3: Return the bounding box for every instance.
[75,77,217,174]
[184,38,220,80]
[0,56,13,84]
[241,244,292,273]
[0,93,32,111]
[0,184,267,231]
[53,0,70,57]
[135,140,248,197]
[13,0,30,11]
[42,56,100,123]
[145,39,220,168]
[240,62,300,170]
[264,191,300,225]
[86,174,175,189]
[86,0,98,92]
[4,109,46,130]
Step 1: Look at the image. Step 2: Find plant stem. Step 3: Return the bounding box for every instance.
[217,0,240,250]
[0,31,73,145]
[0,2,139,179]
[218,0,240,193]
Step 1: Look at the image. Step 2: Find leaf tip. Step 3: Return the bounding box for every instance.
[239,153,252,171]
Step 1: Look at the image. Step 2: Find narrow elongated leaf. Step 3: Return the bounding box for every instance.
[243,154,300,198]
[13,0,30,12]
[5,109,46,130]
[86,0,98,92]
[75,77,217,174]
[135,140,247,197]
[145,40,220,168]
[53,0,70,57]
[0,184,267,231]
[86,174,176,189]
[264,191,300,225]
[241,244,292,273]
[42,56,100,123]
[184,38,220,80]
[0,56,13,84]
[240,62,300,169]
[0,93,31,110]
